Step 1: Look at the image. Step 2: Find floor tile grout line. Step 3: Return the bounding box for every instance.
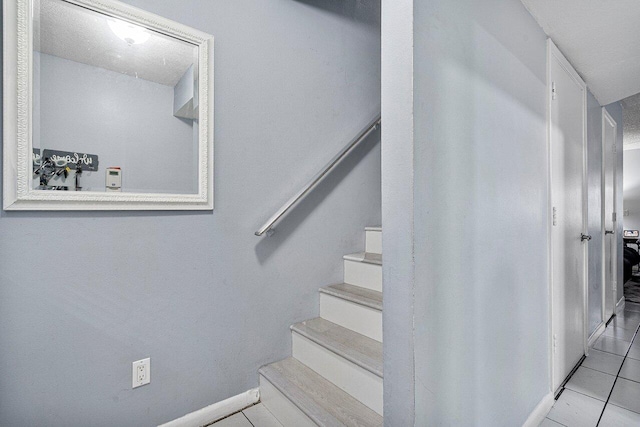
[242,411,255,427]
[595,322,640,426]
[548,316,639,424]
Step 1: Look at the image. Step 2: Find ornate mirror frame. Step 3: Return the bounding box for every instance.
[3,0,214,210]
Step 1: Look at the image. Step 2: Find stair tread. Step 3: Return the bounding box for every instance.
[291,318,383,377]
[343,252,382,266]
[259,358,383,427]
[320,283,382,311]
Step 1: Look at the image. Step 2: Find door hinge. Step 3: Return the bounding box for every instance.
[613,212,617,222]
[553,207,557,226]
[553,334,557,353]
[552,81,557,100]
[613,144,617,154]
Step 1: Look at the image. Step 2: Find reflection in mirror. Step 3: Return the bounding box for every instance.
[32,0,199,194]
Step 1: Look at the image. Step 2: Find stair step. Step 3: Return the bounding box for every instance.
[259,358,383,427]
[364,227,382,255]
[291,318,383,414]
[291,318,383,377]
[343,252,382,266]
[343,253,382,292]
[319,284,382,342]
[320,283,382,311]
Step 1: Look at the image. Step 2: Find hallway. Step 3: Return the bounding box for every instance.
[542,302,640,426]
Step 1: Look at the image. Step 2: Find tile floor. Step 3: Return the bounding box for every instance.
[542,301,640,426]
[208,403,282,427]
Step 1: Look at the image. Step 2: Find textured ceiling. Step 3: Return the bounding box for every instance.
[34,0,197,86]
[521,0,640,105]
[622,93,640,150]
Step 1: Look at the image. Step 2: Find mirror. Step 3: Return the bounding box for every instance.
[3,0,213,210]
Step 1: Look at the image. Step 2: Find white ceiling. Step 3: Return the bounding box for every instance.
[521,0,640,105]
[34,0,197,86]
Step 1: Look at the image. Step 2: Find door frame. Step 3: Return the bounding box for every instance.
[546,39,589,393]
[601,107,617,322]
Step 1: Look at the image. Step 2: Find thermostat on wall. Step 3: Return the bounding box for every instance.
[106,167,122,192]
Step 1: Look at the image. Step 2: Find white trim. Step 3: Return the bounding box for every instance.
[547,41,587,87]
[601,110,607,323]
[616,297,626,313]
[158,388,260,427]
[522,393,554,427]
[3,0,214,210]
[546,38,588,393]
[587,321,606,349]
[545,37,554,395]
[601,108,618,321]
[581,59,589,360]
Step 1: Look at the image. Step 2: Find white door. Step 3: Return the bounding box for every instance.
[549,41,587,392]
[602,109,617,320]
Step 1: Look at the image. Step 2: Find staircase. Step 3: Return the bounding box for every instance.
[259,226,383,427]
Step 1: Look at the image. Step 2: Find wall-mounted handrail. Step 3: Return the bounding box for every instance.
[255,115,381,236]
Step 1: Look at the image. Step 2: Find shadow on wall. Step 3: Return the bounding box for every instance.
[254,127,380,264]
[293,0,380,25]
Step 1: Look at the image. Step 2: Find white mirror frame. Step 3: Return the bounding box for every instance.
[3,0,214,210]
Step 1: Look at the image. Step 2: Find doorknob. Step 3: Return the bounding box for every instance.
[605,230,614,235]
[581,234,592,242]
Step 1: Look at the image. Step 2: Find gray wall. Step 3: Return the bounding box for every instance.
[35,52,197,194]
[383,0,628,422]
[412,0,549,424]
[587,90,603,335]
[383,0,550,424]
[0,1,381,426]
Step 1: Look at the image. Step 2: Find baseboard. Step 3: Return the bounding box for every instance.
[616,297,626,313]
[522,392,554,427]
[158,388,260,427]
[588,321,606,348]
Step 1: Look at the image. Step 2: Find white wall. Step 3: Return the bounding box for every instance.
[0,1,381,425]
[623,149,640,231]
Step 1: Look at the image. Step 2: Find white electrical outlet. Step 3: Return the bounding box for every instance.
[132,358,150,388]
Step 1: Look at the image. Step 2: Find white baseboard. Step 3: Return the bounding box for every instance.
[522,392,554,427]
[158,388,260,427]
[616,297,626,313]
[588,322,606,348]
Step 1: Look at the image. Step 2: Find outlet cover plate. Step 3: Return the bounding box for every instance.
[132,358,150,388]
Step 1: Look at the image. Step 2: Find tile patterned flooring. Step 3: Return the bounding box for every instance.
[209,403,282,427]
[543,301,640,426]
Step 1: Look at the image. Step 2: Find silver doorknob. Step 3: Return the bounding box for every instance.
[605,230,614,235]
[581,234,592,242]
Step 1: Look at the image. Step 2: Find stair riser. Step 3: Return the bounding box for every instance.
[343,260,382,292]
[365,230,382,255]
[292,333,383,415]
[319,293,382,342]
